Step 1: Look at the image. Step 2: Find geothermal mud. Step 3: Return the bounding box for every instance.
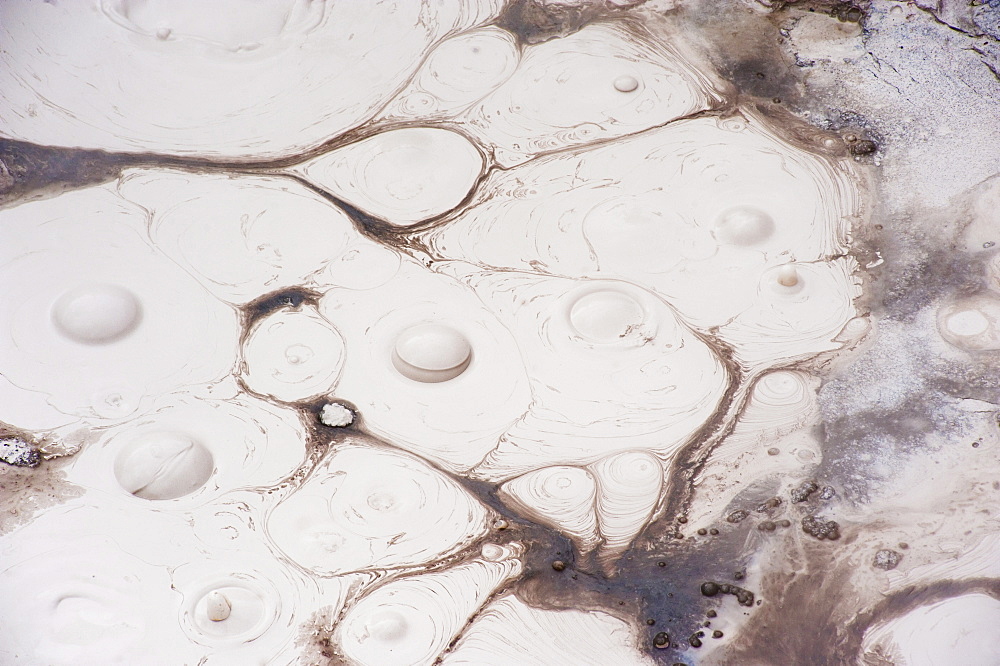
[1,1,999,665]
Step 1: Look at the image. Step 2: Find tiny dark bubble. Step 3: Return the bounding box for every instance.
[758,521,776,532]
[849,139,877,156]
[899,542,909,549]
[972,441,982,448]
[551,560,566,572]
[756,497,782,511]
[677,516,688,524]
[734,570,745,581]
[709,528,719,535]
[653,632,671,648]
[658,561,667,567]
[690,636,703,648]
[772,97,781,104]
[697,528,708,535]
[713,630,724,639]
[703,620,711,627]
[647,619,656,626]
[778,519,791,528]
[619,601,626,606]
[706,610,717,618]
[701,582,720,597]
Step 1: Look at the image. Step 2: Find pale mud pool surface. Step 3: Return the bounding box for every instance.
[1,1,999,665]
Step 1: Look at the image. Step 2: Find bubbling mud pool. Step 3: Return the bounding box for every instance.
[1,1,999,664]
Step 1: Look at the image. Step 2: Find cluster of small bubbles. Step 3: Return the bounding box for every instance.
[872,549,902,570]
[801,514,841,541]
[727,509,750,523]
[790,480,820,503]
[700,581,755,606]
[757,518,792,532]
[0,437,41,468]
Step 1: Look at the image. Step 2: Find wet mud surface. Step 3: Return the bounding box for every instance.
[1,1,999,664]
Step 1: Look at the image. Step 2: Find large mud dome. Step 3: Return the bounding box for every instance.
[1,1,999,664]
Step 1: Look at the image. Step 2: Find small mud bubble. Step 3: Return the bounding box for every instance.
[899,542,909,549]
[707,610,717,618]
[767,447,780,455]
[709,528,719,535]
[677,516,688,524]
[758,521,777,532]
[551,560,566,571]
[658,561,667,567]
[727,510,749,523]
[873,549,903,570]
[697,528,708,536]
[713,630,724,639]
[493,518,509,530]
[646,619,656,626]
[734,570,745,581]
[778,519,792,528]
[613,75,639,93]
[701,582,721,597]
[690,632,704,648]
[653,632,670,648]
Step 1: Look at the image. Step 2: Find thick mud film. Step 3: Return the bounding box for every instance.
[1,1,999,664]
